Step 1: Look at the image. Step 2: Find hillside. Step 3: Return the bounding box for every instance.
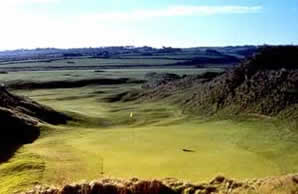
[0,86,70,162]
[114,46,298,121]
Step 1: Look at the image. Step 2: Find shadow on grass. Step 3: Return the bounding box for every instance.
[0,144,22,164]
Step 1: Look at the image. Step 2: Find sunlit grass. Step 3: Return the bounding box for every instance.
[0,67,297,192]
[0,151,44,193]
[2,85,295,192]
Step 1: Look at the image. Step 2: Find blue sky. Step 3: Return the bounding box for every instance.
[0,0,297,50]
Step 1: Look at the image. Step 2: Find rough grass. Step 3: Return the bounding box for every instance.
[0,84,295,193]
[0,151,44,193]
[0,67,297,193]
[0,58,184,68]
[0,68,216,87]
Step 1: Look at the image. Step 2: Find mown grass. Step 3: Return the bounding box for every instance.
[0,68,297,193]
[0,58,186,72]
[0,68,216,84]
[0,84,295,193]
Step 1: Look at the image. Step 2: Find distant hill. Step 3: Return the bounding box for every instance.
[0,46,258,67]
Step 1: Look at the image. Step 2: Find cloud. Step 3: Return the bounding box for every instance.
[0,4,263,50]
[85,5,262,21]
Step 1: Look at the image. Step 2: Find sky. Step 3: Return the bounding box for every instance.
[0,0,297,50]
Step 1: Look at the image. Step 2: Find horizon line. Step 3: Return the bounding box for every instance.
[2,43,298,52]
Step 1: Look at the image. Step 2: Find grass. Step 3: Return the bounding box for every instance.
[0,58,184,69]
[0,151,44,193]
[0,68,219,84]
[0,68,297,193]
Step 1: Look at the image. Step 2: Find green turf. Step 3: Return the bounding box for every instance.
[0,68,297,193]
[0,68,220,84]
[0,84,296,193]
[0,151,44,194]
[0,58,184,69]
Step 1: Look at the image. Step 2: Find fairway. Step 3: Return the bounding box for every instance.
[0,68,218,85]
[0,58,186,72]
[2,80,298,193]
